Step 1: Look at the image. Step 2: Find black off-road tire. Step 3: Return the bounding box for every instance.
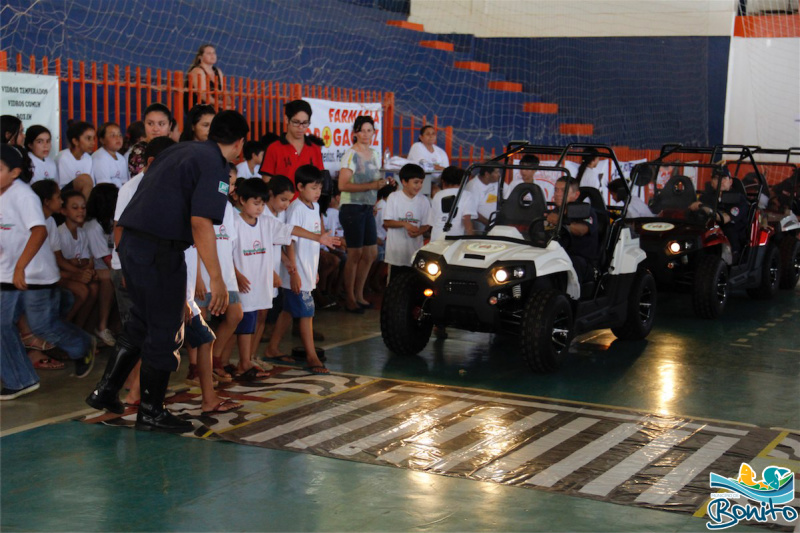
[380,270,433,357]
[520,289,573,373]
[779,237,800,290]
[692,255,729,319]
[747,244,781,299]
[611,269,657,340]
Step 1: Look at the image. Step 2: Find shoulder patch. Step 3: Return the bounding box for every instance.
[730,206,739,217]
[218,181,230,195]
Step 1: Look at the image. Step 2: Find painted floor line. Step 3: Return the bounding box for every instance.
[320,331,382,351]
[0,407,97,438]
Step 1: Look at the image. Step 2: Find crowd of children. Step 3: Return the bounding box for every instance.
[4,102,620,403]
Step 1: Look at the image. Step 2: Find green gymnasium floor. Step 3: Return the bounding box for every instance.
[1,287,798,532]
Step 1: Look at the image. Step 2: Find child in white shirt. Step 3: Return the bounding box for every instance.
[235,140,265,179]
[266,166,340,374]
[25,125,59,184]
[57,190,99,330]
[0,145,94,398]
[465,165,501,233]
[197,164,243,382]
[56,121,95,199]
[84,184,119,346]
[92,122,129,188]
[383,164,432,275]
[430,165,476,242]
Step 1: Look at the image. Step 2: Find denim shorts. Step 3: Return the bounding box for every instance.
[184,313,215,348]
[234,310,258,335]
[339,203,377,248]
[282,289,315,318]
[198,290,240,308]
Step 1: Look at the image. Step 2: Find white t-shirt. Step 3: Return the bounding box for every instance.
[465,177,498,222]
[45,216,61,253]
[235,161,260,179]
[84,219,112,270]
[265,209,287,297]
[374,199,387,243]
[56,149,93,187]
[30,155,59,184]
[233,213,294,312]
[199,202,239,293]
[279,200,321,292]
[0,180,60,285]
[384,191,432,267]
[92,147,129,188]
[430,188,477,242]
[111,171,144,269]
[625,195,654,219]
[57,223,90,261]
[185,246,201,317]
[407,142,449,175]
[321,207,343,252]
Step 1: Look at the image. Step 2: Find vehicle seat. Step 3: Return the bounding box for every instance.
[495,183,546,228]
[578,187,611,266]
[650,175,696,211]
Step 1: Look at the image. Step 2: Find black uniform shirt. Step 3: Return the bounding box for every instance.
[118,141,230,244]
[567,207,600,261]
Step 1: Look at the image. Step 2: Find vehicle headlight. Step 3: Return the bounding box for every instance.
[667,241,682,254]
[494,268,509,283]
[426,262,440,276]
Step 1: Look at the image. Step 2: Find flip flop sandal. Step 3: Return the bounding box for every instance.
[33,357,65,370]
[235,367,271,382]
[211,360,233,383]
[22,334,55,351]
[201,398,243,415]
[304,365,330,375]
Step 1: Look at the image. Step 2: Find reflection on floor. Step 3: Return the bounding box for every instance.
[2,288,798,531]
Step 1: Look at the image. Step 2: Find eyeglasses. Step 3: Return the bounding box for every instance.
[289,120,310,127]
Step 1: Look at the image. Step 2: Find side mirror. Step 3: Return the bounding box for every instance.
[720,191,741,205]
[566,201,592,220]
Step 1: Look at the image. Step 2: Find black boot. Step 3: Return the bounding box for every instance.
[85,336,140,414]
[135,363,193,434]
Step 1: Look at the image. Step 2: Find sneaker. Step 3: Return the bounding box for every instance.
[0,382,40,401]
[75,337,97,379]
[95,328,116,347]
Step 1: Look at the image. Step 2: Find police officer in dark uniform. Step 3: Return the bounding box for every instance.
[86,110,249,433]
[547,176,601,282]
[690,167,749,258]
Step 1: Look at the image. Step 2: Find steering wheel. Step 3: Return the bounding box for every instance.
[527,217,548,246]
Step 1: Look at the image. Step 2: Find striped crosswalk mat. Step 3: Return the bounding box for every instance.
[84,372,800,530]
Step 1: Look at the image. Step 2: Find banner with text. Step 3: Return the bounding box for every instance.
[0,72,61,149]
[305,98,382,173]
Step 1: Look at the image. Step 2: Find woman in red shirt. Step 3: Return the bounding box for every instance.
[259,100,323,180]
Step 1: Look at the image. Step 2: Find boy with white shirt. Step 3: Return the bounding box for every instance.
[235,141,265,179]
[465,165,500,233]
[383,164,432,277]
[0,145,94,400]
[430,166,476,242]
[504,155,541,199]
[266,165,340,375]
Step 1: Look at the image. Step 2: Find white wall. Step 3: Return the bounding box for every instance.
[724,37,800,148]
[409,0,737,37]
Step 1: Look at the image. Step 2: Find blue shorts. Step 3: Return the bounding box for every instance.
[282,289,315,318]
[184,314,215,348]
[266,293,283,324]
[340,203,377,248]
[234,310,258,335]
[198,290,240,308]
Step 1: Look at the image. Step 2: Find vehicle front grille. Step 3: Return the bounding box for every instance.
[445,280,479,295]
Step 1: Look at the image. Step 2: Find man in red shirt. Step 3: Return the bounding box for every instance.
[259,100,323,180]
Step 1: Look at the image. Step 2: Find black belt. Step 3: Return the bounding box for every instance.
[123,228,190,252]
